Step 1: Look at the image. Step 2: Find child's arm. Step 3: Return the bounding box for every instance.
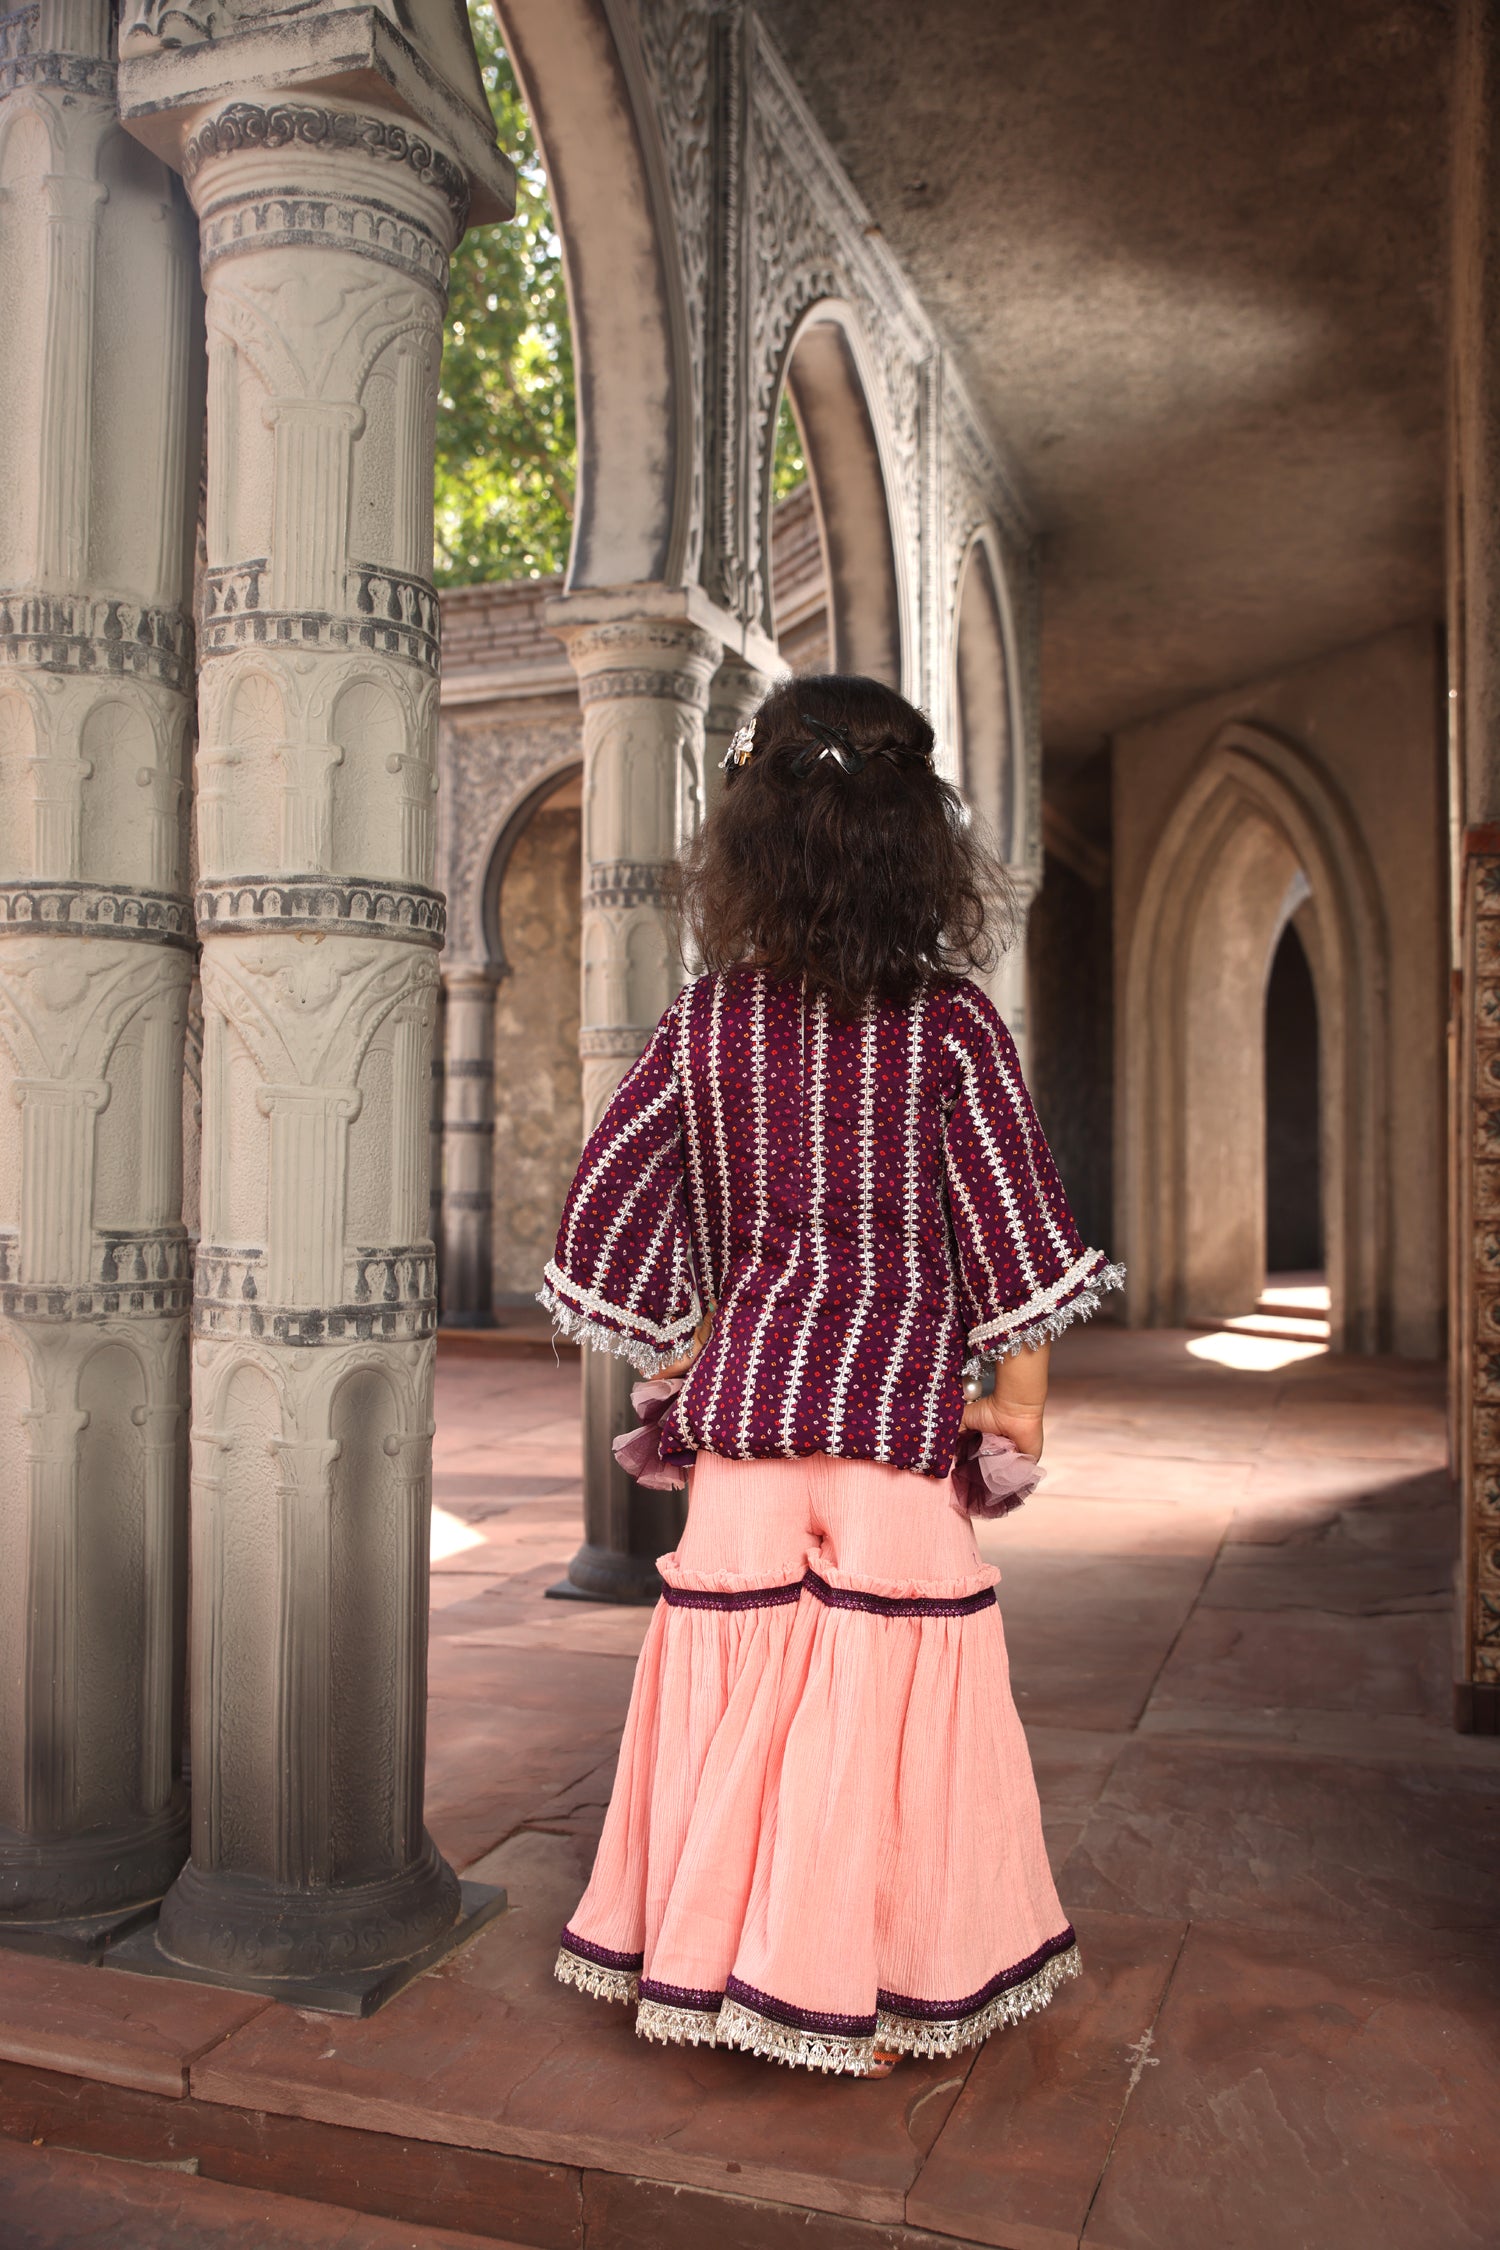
[960,1338,1050,1459]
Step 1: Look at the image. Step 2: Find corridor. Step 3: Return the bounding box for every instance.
[0,1325,1493,2248]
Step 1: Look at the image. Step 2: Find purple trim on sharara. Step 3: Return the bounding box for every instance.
[661,1578,805,1612]
[803,1569,997,1620]
[724,1972,878,2038]
[558,1927,643,1972]
[878,1926,1077,2019]
[639,1975,723,2012]
[661,1571,997,1619]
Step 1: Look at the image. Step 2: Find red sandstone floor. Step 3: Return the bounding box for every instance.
[2,1328,1498,2250]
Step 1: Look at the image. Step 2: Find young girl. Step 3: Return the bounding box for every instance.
[541,674,1121,2076]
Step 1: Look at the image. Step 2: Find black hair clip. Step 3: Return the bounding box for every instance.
[791,714,866,777]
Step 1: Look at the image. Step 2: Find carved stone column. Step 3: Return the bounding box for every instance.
[546,595,721,1602]
[118,9,515,1986]
[0,0,200,1946]
[439,964,497,1325]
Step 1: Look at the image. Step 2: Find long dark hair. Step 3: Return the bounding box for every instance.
[670,674,1012,1016]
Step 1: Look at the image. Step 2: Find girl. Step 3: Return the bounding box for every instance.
[541,674,1121,2076]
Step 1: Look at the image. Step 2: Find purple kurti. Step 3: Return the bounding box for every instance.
[541,970,1121,1477]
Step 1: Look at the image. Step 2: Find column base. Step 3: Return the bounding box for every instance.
[109,1878,506,2018]
[155,1831,462,1984]
[0,1898,163,1965]
[1454,1681,1500,1734]
[547,1541,664,1605]
[0,1792,189,1929]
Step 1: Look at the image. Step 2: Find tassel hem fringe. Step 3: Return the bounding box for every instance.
[554,1946,639,2005]
[557,1941,1083,2071]
[966,1263,1126,1373]
[537,1279,694,1377]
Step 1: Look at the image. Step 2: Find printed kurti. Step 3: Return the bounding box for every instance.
[541,970,1122,1477]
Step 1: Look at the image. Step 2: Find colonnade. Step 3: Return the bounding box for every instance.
[0,0,515,1977]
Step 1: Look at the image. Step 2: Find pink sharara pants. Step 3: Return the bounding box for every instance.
[554,1451,1079,2072]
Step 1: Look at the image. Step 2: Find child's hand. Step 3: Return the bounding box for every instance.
[659,1311,714,1379]
[959,1395,1044,1459]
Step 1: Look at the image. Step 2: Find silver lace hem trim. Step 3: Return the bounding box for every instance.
[715,1997,876,2075]
[875,1941,1083,2057]
[965,1262,1126,1375]
[560,1943,1082,2070]
[554,1945,639,2005]
[536,1278,690,1377]
[636,1999,721,2047]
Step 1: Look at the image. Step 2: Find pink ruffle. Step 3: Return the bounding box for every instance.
[612,1377,697,1490]
[950,1431,1044,1519]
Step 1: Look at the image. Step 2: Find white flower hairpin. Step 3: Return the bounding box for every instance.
[721,721,757,772]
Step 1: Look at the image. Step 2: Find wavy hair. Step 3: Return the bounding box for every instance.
[670,674,1013,1016]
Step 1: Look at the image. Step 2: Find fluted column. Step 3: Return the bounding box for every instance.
[116,24,515,1983]
[439,964,498,1326]
[0,0,200,1941]
[546,597,721,1602]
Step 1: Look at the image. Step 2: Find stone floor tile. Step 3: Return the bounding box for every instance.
[1148,1602,1452,1721]
[0,1953,267,2098]
[1061,1738,1500,1938]
[978,1542,1224,1734]
[1081,1921,1500,2250]
[906,1909,1187,2250]
[1198,1539,1454,1615]
[191,1831,967,2227]
[0,2138,521,2249]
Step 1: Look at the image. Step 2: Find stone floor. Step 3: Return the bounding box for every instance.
[2,1327,1498,2250]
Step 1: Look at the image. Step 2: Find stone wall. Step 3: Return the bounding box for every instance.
[491,799,583,1300]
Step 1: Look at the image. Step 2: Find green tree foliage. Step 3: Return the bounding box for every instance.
[435,2,576,585]
[772,393,807,501]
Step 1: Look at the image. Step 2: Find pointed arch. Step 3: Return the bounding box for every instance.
[1121,721,1390,1351]
[776,300,907,691]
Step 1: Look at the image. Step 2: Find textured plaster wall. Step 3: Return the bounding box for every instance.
[1113,622,1447,1356]
[491,805,583,1299]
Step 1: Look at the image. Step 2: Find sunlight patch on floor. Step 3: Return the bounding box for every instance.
[431,1503,487,1560]
[1186,1332,1330,1372]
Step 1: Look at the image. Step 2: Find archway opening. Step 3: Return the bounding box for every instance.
[486,767,582,1312]
[777,311,902,688]
[954,536,1017,858]
[1264,916,1323,1286]
[1123,724,1388,1356]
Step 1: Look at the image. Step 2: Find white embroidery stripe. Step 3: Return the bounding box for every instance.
[955,989,1073,1266]
[587,1134,676,1296]
[827,1002,877,1454]
[920,1249,959,1471]
[967,1246,1113,1347]
[875,995,926,1460]
[626,1181,688,1318]
[942,1035,1039,1295]
[738,978,801,1452]
[708,973,733,1288]
[541,1258,699,1349]
[677,979,717,1307]
[779,993,829,1450]
[703,973,767,1440]
[562,1066,676,1265]
[944,1115,1004,1314]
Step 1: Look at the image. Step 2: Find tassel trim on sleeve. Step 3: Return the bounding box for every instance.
[538,1267,699,1377]
[965,1256,1125,1371]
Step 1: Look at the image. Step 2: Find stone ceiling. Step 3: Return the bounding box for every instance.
[756,0,1451,756]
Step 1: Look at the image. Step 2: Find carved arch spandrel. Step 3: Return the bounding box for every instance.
[1122,720,1390,1353]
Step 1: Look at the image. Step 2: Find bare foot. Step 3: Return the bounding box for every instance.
[860,2046,900,2078]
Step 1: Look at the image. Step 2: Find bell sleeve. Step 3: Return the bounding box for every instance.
[539,1001,703,1375]
[940,983,1124,1365]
